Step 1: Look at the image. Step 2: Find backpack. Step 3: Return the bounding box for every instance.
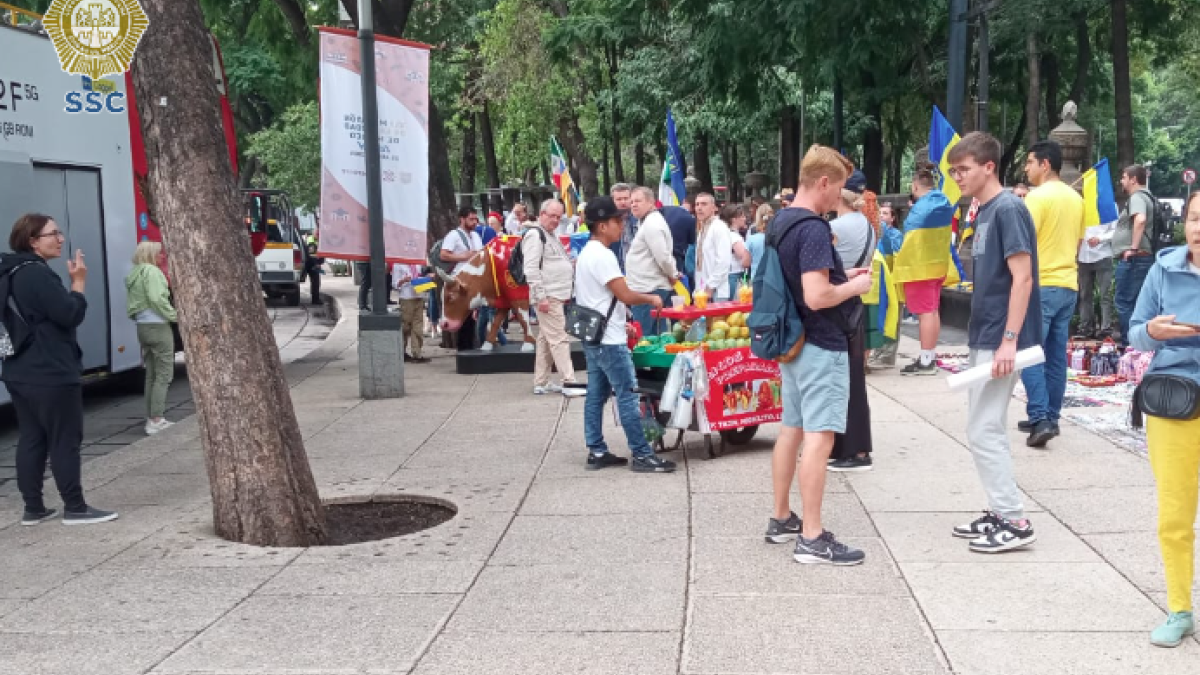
[0,262,37,360]
[746,211,814,363]
[509,227,546,286]
[1137,190,1175,252]
[428,229,471,275]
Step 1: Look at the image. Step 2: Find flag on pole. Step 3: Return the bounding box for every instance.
[550,136,578,215]
[1081,158,1121,227]
[929,106,962,206]
[659,109,688,206]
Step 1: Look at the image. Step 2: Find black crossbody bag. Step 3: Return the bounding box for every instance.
[1132,374,1200,427]
[564,297,619,345]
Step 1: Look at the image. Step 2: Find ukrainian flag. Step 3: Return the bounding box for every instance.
[864,251,899,340]
[1082,158,1121,227]
[892,190,956,284]
[929,106,962,206]
[411,277,436,294]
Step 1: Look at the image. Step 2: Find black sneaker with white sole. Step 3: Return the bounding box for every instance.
[765,512,802,543]
[62,506,119,525]
[1026,420,1058,448]
[969,517,1036,553]
[953,511,1003,539]
[900,359,938,376]
[21,507,57,526]
[630,454,676,473]
[586,452,628,471]
[828,455,873,473]
[793,530,865,565]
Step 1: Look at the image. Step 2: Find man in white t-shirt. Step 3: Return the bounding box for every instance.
[440,207,485,349]
[694,193,733,300]
[504,203,527,236]
[575,196,674,473]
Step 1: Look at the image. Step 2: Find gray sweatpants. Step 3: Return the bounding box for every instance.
[965,349,1025,521]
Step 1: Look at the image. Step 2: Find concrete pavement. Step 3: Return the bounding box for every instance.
[0,275,1195,675]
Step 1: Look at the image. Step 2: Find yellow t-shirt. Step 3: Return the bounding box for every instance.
[1025,179,1087,290]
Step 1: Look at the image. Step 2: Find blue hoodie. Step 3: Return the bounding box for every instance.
[1128,246,1200,384]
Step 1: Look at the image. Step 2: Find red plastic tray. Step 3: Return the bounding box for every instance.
[658,301,752,321]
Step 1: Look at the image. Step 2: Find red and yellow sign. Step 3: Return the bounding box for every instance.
[702,348,782,431]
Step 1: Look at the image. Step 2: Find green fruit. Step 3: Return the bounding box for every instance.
[738,338,751,348]
[707,329,726,341]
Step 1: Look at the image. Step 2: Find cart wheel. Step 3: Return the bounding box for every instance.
[720,426,759,446]
[706,434,727,459]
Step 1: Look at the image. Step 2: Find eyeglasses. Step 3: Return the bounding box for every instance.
[34,231,65,240]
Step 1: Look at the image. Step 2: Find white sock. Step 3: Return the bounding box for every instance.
[919,350,935,366]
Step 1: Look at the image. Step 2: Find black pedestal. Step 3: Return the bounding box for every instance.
[455,343,589,375]
[940,288,972,331]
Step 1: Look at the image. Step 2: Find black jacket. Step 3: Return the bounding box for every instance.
[0,252,87,385]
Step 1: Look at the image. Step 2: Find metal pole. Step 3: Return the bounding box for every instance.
[975,11,990,133]
[359,0,387,316]
[946,0,969,130]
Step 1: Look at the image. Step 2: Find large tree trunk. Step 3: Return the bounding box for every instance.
[427,101,457,241]
[479,102,502,212]
[601,136,612,193]
[1025,30,1041,150]
[779,106,800,191]
[832,78,844,151]
[557,118,599,199]
[886,145,902,194]
[635,139,646,187]
[1068,12,1091,106]
[1001,102,1029,183]
[1043,52,1061,129]
[459,112,477,209]
[1110,0,1136,169]
[694,132,714,194]
[133,0,326,547]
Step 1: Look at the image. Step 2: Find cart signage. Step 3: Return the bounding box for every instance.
[702,348,782,431]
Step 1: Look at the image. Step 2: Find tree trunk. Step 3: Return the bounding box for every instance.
[479,102,502,212]
[1001,104,1029,183]
[132,0,326,547]
[557,118,599,199]
[719,141,738,201]
[459,112,477,209]
[887,145,902,194]
[1068,12,1090,106]
[863,118,884,192]
[1043,52,1061,129]
[1025,30,1041,150]
[694,132,714,194]
[833,78,844,151]
[1110,0,1136,169]
[270,0,311,45]
[779,106,799,191]
[730,143,740,199]
[635,139,646,187]
[601,136,612,193]
[427,100,457,241]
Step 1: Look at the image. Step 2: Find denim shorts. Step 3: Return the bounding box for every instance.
[779,343,850,433]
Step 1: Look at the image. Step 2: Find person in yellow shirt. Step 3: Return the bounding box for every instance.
[1019,140,1087,447]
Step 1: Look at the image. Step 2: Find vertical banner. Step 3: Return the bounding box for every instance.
[317,28,430,264]
[702,348,783,431]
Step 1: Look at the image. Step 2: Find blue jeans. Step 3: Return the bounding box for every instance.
[630,289,673,336]
[1115,256,1153,345]
[1020,287,1077,424]
[583,343,653,458]
[477,306,507,345]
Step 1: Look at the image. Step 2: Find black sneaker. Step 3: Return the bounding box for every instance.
[900,359,938,376]
[1026,420,1057,448]
[62,506,119,526]
[793,530,865,565]
[586,452,628,471]
[21,507,57,527]
[630,454,676,473]
[765,511,802,543]
[828,455,873,473]
[1017,419,1035,432]
[969,517,1037,553]
[953,511,1003,539]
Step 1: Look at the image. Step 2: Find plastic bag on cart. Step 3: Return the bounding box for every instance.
[685,317,707,343]
[689,350,710,402]
[667,358,696,430]
[641,401,665,444]
[659,355,690,413]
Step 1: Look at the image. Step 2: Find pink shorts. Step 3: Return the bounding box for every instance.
[903,279,945,315]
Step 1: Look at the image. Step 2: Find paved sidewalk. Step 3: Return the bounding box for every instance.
[0,278,1195,674]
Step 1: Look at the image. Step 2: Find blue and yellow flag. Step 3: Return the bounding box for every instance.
[893,190,956,284]
[1082,158,1121,227]
[658,109,688,206]
[929,106,962,206]
[864,251,899,340]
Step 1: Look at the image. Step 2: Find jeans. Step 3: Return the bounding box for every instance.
[477,306,507,346]
[630,289,673,336]
[1020,287,1077,424]
[9,382,87,513]
[1115,256,1154,345]
[966,350,1024,521]
[1076,259,1114,335]
[582,343,653,458]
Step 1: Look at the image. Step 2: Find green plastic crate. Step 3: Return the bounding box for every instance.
[631,350,677,369]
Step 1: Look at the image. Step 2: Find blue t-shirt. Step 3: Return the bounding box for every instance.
[772,208,858,352]
[968,191,1043,350]
[747,231,766,280]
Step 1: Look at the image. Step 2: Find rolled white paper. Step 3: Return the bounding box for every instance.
[946,346,1046,391]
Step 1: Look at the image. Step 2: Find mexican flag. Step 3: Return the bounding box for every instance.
[550,136,578,215]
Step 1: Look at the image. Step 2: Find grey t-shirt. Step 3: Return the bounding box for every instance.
[968,191,1043,351]
[830,212,877,270]
[1113,190,1154,253]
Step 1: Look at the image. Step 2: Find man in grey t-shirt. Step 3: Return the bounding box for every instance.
[1114,165,1156,346]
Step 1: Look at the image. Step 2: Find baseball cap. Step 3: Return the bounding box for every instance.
[846,170,867,194]
[585,196,621,224]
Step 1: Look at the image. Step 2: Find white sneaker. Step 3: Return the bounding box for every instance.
[561,383,586,398]
[532,385,551,395]
[145,419,174,436]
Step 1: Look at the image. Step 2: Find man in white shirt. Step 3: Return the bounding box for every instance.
[575,196,674,473]
[625,186,680,334]
[504,203,527,236]
[523,199,583,396]
[1077,220,1116,338]
[694,192,733,300]
[440,207,485,349]
[392,262,430,363]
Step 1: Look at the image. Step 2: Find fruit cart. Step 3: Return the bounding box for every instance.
[631,301,783,458]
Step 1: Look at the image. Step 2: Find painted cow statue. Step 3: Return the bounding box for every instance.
[437,234,538,352]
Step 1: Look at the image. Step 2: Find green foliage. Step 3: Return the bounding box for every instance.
[245,101,321,211]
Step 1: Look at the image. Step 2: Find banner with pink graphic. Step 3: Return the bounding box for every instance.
[317,28,430,264]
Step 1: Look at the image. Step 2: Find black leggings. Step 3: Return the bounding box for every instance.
[9,382,86,512]
[831,318,872,460]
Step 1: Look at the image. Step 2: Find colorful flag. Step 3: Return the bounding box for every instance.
[1082,158,1121,227]
[959,197,980,242]
[928,106,962,206]
[659,109,688,206]
[865,251,899,340]
[550,136,578,215]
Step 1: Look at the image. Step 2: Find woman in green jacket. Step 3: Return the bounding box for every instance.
[125,241,178,435]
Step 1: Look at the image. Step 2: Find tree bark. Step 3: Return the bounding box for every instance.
[779,106,799,191]
[833,78,844,151]
[634,139,646,187]
[557,118,599,199]
[863,112,884,193]
[1001,103,1029,183]
[1043,52,1061,129]
[270,0,311,45]
[132,0,326,547]
[459,112,477,210]
[601,136,612,193]
[479,102,502,213]
[1025,30,1041,150]
[1068,12,1091,106]
[694,132,714,194]
[427,100,457,240]
[1110,0,1136,169]
[887,145,902,194]
[730,143,741,199]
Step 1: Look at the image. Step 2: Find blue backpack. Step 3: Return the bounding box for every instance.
[747,211,818,363]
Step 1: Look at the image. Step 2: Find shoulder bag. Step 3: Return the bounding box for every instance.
[1132,374,1200,427]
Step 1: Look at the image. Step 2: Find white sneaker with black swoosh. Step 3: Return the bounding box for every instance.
[969,517,1036,553]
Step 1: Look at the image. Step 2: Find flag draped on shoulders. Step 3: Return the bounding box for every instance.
[863,250,899,340]
[550,136,578,215]
[893,190,956,284]
[1081,158,1120,227]
[658,109,688,207]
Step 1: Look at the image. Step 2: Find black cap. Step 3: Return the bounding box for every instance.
[585,196,621,224]
[846,170,867,194]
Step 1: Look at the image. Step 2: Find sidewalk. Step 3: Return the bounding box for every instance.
[0,276,1195,675]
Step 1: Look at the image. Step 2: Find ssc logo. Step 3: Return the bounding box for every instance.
[43,0,150,80]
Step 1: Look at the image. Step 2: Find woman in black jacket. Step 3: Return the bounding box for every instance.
[0,214,117,525]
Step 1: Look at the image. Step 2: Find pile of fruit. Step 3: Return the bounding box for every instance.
[633,312,752,356]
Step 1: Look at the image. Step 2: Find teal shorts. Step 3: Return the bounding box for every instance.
[779,343,849,433]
